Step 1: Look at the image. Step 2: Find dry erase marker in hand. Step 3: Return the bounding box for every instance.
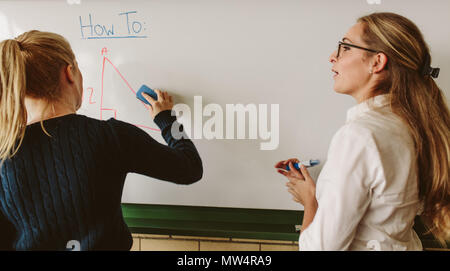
[286,160,320,171]
[136,84,158,105]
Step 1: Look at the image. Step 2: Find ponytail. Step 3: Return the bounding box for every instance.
[392,70,450,245]
[415,76,450,245]
[0,30,76,165]
[0,39,27,162]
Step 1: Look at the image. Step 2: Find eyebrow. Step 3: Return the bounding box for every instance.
[342,37,353,43]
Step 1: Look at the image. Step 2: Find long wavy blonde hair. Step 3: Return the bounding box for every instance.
[0,30,75,163]
[358,12,450,245]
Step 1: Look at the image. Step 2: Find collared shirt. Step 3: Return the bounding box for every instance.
[299,94,423,251]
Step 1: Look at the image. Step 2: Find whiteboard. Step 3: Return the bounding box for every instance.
[1,0,449,210]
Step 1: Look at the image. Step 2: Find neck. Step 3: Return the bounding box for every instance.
[353,86,386,104]
[25,97,76,125]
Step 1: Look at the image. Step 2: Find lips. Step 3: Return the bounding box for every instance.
[332,69,339,77]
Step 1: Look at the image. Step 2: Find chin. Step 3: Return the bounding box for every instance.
[333,85,345,94]
[333,84,352,95]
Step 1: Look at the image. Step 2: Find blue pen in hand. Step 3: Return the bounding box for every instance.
[286,160,320,171]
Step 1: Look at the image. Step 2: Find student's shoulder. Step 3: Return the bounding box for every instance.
[73,114,139,134]
[75,114,130,126]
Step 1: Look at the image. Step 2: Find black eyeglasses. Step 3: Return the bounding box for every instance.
[337,41,379,58]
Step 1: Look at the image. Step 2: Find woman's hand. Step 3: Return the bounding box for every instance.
[274,158,300,171]
[275,159,317,207]
[142,89,174,119]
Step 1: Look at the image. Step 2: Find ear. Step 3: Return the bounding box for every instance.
[64,64,75,83]
[372,52,388,73]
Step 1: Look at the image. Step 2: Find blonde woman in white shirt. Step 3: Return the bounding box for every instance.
[275,12,450,250]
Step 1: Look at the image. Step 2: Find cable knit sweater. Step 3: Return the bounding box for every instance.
[0,110,203,250]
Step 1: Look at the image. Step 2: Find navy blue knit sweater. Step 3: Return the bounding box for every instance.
[0,110,203,250]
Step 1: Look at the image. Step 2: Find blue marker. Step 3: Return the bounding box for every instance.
[286,160,320,171]
[136,84,158,105]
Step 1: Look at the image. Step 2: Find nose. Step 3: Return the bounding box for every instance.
[329,50,337,64]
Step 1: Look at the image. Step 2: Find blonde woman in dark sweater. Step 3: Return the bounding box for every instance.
[0,30,203,250]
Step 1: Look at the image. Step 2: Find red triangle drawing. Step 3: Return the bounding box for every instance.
[99,50,160,132]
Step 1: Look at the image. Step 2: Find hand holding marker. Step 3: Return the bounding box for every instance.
[275,158,319,207]
[274,158,320,176]
[285,160,320,171]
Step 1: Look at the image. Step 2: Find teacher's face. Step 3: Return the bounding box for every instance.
[329,23,374,99]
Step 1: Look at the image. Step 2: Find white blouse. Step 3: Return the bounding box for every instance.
[299,94,423,251]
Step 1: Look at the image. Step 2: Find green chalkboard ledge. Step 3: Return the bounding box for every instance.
[121,203,447,249]
[121,203,302,242]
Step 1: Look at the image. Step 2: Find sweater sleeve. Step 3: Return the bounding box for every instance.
[107,110,203,185]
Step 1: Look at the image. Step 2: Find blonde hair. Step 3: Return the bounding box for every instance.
[358,12,450,245]
[0,30,75,162]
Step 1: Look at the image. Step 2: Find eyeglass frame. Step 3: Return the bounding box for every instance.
[337,41,380,58]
